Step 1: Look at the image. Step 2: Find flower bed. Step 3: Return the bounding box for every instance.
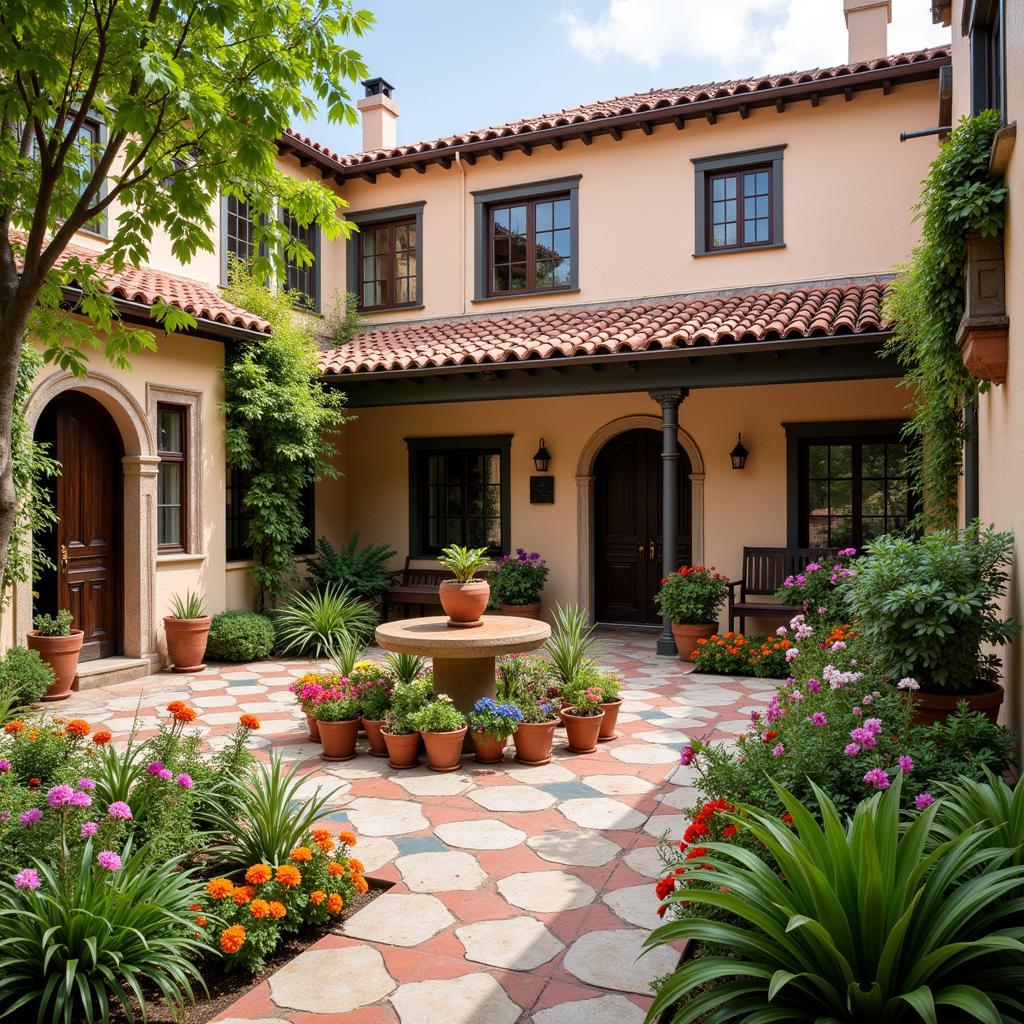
[690,632,792,678]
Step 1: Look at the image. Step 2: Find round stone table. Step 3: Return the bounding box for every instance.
[375,615,551,715]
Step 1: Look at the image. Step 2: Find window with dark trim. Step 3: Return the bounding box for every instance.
[157,404,187,551]
[965,0,1005,115]
[784,422,914,549]
[226,466,315,562]
[407,436,511,557]
[346,202,425,312]
[692,146,785,257]
[63,115,107,236]
[281,208,321,311]
[225,196,257,265]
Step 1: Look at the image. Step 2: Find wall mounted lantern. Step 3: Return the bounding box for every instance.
[532,439,552,473]
[730,433,749,470]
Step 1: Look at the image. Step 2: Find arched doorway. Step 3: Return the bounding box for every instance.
[593,428,691,624]
[34,392,124,660]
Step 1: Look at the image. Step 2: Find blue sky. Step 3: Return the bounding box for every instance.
[296,0,950,156]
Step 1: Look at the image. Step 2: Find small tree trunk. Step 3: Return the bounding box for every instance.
[0,307,31,608]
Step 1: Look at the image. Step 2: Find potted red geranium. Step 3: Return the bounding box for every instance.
[654,566,729,661]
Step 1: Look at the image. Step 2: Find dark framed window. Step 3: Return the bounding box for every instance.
[346,202,425,312]
[63,115,107,235]
[407,436,512,557]
[785,421,915,549]
[472,177,580,301]
[220,195,267,285]
[692,146,785,257]
[157,404,187,551]
[965,0,1005,115]
[226,466,315,562]
[281,208,321,311]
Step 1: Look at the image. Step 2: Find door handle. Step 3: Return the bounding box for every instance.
[59,544,68,573]
[637,543,645,559]
[649,541,655,560]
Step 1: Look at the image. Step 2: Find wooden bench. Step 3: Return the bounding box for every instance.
[382,558,491,622]
[727,546,836,634]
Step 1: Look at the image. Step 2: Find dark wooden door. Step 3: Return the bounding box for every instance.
[50,394,122,661]
[594,429,691,624]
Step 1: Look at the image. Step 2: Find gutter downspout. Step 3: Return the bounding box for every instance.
[456,150,468,315]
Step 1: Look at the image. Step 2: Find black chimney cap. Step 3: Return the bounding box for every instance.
[362,77,395,99]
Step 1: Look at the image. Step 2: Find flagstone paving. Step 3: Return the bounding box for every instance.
[61,629,763,1023]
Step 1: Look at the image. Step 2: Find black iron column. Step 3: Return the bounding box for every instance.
[650,388,688,656]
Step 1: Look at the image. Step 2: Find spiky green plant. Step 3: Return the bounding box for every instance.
[934,769,1024,865]
[168,589,207,620]
[328,632,365,677]
[274,583,377,657]
[544,604,596,686]
[383,650,427,685]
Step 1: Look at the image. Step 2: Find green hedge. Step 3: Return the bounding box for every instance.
[205,611,276,663]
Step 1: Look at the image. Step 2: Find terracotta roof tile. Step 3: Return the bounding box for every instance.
[319,283,890,376]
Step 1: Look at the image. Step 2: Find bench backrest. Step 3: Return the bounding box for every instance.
[741,546,836,596]
[394,557,491,588]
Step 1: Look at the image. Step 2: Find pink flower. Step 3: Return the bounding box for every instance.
[47,784,75,809]
[77,778,96,791]
[679,744,696,766]
[915,792,935,810]
[771,743,785,757]
[96,850,121,872]
[863,718,883,735]
[176,773,194,789]
[785,648,800,663]
[897,677,920,691]
[788,690,805,703]
[19,808,42,827]
[864,768,890,790]
[145,761,165,776]
[0,759,9,773]
[13,868,40,890]
[69,791,92,808]
[81,821,98,838]
[775,626,788,637]
[844,743,861,756]
[850,727,876,749]
[107,801,132,820]
[807,678,821,693]
[809,711,828,728]
[158,768,173,781]
[852,706,862,716]
[898,755,914,773]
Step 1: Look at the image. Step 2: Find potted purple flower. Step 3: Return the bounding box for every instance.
[490,548,549,619]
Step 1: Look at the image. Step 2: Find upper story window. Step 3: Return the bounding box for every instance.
[966,0,1005,115]
[66,115,107,236]
[223,195,257,272]
[472,176,580,302]
[346,202,425,312]
[692,146,785,257]
[157,404,187,551]
[281,208,321,312]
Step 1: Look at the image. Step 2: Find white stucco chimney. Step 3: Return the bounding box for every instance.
[357,78,399,152]
[843,0,892,62]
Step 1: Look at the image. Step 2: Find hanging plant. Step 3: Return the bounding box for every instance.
[883,110,1007,529]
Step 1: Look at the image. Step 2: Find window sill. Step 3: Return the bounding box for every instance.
[157,552,207,565]
[471,289,580,305]
[226,559,255,569]
[693,242,786,258]
[359,304,426,315]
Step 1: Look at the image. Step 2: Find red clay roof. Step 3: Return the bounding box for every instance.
[283,46,948,174]
[319,282,889,376]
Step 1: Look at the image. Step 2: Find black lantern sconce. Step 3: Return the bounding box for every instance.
[532,438,552,473]
[730,433,749,470]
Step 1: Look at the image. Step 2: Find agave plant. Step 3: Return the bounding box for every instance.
[645,777,1024,1023]
[383,650,427,685]
[168,589,207,620]
[275,583,378,657]
[544,604,596,686]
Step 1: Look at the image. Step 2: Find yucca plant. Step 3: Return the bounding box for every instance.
[274,583,378,657]
[544,604,596,686]
[0,840,211,1023]
[92,732,150,808]
[329,632,365,677]
[934,769,1024,865]
[202,753,341,868]
[645,777,1024,1023]
[383,650,427,685]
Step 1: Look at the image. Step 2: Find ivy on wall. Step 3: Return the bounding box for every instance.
[883,111,1007,529]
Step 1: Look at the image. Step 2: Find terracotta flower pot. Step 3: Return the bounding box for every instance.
[471,731,508,764]
[163,615,211,673]
[499,602,541,619]
[598,699,623,741]
[305,713,321,743]
[561,708,605,753]
[671,622,718,661]
[362,718,389,757]
[317,717,360,761]
[28,630,84,702]
[382,729,420,769]
[909,683,1005,726]
[513,720,557,766]
[439,579,490,627]
[421,726,468,772]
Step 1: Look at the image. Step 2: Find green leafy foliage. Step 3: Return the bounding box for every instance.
[408,694,466,733]
[496,656,558,723]
[274,584,378,657]
[655,566,729,625]
[222,274,352,610]
[382,679,433,736]
[206,610,276,663]
[437,544,491,583]
[0,647,54,713]
[544,604,596,686]
[489,549,549,605]
[322,290,364,345]
[305,533,397,603]
[382,651,427,685]
[31,609,72,636]
[646,778,1024,1024]
[883,111,1008,526]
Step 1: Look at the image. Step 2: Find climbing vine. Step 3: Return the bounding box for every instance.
[222,271,351,611]
[883,110,1007,529]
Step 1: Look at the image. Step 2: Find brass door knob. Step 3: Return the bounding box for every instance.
[649,541,655,560]
[59,544,68,572]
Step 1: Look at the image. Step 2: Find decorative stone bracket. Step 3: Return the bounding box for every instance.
[957,231,1009,385]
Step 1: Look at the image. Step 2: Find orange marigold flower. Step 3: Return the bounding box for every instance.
[173,706,198,724]
[289,846,313,862]
[327,893,343,913]
[195,915,207,927]
[167,701,186,713]
[3,720,26,734]
[66,719,90,737]
[249,899,270,919]
[232,885,254,905]
[268,901,286,919]
[310,889,326,905]
[354,876,368,895]
[189,903,202,912]
[315,836,334,853]
[219,925,246,954]
[206,877,234,900]
[337,830,356,847]
[275,865,302,888]
[348,858,365,875]
[92,730,112,745]
[327,862,346,877]
[245,864,272,885]
[239,714,260,730]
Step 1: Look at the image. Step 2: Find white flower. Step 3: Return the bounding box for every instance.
[897,677,920,692]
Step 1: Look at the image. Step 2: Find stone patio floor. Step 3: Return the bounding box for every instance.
[62,629,774,1024]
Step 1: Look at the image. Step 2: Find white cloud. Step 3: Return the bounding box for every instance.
[558,0,950,76]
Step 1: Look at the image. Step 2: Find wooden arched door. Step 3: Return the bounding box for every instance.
[594,428,691,624]
[34,393,122,660]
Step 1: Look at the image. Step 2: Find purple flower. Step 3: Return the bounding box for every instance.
[804,563,822,573]
[850,727,874,747]
[76,778,96,791]
[13,868,40,890]
[816,606,828,616]
[96,850,121,872]
[145,761,165,776]
[69,791,92,809]
[807,678,821,693]
[176,773,194,790]
[19,808,42,827]
[107,801,132,821]
[844,743,861,756]
[679,744,696,766]
[809,711,828,728]
[46,785,75,809]
[915,792,935,810]
[158,768,173,781]
[81,821,98,838]
[0,759,9,773]
[898,755,914,773]
[864,768,890,791]
[863,718,883,736]
[771,743,785,757]
[775,626,788,637]
[838,547,857,557]
[0,812,9,822]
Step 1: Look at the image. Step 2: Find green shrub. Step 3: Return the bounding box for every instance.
[382,651,427,685]
[0,647,54,710]
[654,566,729,625]
[31,609,72,636]
[437,544,491,582]
[206,609,276,662]
[305,533,397,603]
[274,584,377,657]
[383,679,433,736]
[357,677,393,721]
[408,694,465,733]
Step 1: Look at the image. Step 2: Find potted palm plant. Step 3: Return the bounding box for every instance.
[490,549,549,618]
[437,544,491,627]
[409,695,467,772]
[559,681,605,753]
[311,678,362,761]
[27,609,82,701]
[381,678,432,769]
[467,697,523,764]
[654,566,729,660]
[163,590,211,672]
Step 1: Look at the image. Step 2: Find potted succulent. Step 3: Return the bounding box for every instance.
[497,655,560,766]
[654,566,729,660]
[846,524,1019,724]
[437,544,492,627]
[559,682,605,754]
[27,609,82,701]
[409,694,467,772]
[163,590,211,673]
[467,697,523,764]
[490,549,549,619]
[354,668,394,757]
[381,678,432,769]
[311,677,362,761]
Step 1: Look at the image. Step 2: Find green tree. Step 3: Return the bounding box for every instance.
[0,0,372,595]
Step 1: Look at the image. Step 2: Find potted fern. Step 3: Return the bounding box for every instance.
[163,590,211,672]
[409,694,467,772]
[27,609,82,701]
[437,544,492,627]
